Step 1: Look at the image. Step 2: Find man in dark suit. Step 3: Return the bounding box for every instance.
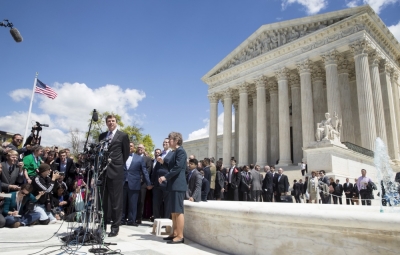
[186,158,202,202]
[99,114,130,237]
[343,178,353,205]
[240,165,252,201]
[202,158,212,199]
[262,166,273,202]
[273,168,289,202]
[122,147,152,226]
[199,170,210,202]
[333,179,344,204]
[227,159,241,201]
[1,150,23,192]
[55,149,76,185]
[151,139,170,219]
[135,143,152,224]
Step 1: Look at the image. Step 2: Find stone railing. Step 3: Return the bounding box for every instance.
[342,142,374,157]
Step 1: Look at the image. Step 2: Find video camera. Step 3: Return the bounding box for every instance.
[24,121,49,146]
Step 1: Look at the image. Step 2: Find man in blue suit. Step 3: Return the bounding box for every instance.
[122,144,152,226]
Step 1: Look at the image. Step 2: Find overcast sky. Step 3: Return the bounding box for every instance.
[1,0,399,150]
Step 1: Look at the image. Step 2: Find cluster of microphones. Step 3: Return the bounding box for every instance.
[0,19,23,43]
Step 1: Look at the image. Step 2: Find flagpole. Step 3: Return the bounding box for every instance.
[22,72,38,146]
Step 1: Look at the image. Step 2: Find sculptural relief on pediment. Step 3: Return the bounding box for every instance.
[211,17,350,76]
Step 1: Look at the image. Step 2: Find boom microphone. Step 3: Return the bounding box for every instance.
[10,27,23,42]
[92,109,98,122]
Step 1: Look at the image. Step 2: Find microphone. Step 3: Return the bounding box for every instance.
[9,27,22,42]
[92,109,98,122]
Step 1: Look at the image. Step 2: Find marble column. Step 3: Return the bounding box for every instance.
[351,39,377,150]
[233,98,239,161]
[321,49,342,117]
[290,72,302,164]
[312,65,326,125]
[380,61,399,160]
[369,51,388,145]
[208,93,219,158]
[338,55,355,143]
[238,83,249,165]
[298,59,314,161]
[269,81,279,165]
[252,92,257,164]
[391,72,400,150]
[248,97,254,164]
[266,93,271,166]
[222,89,233,167]
[255,77,268,168]
[275,68,292,165]
[349,69,362,146]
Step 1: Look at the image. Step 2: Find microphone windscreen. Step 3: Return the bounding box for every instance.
[92,109,98,122]
[10,28,23,43]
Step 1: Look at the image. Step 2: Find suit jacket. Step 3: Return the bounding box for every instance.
[55,158,76,183]
[125,154,151,191]
[334,183,343,195]
[138,155,152,185]
[186,169,202,202]
[0,162,20,192]
[203,166,211,184]
[99,129,130,180]
[228,166,241,189]
[151,160,168,187]
[240,171,252,192]
[163,146,188,192]
[201,178,210,201]
[250,169,262,191]
[262,172,273,192]
[293,182,302,196]
[274,174,289,194]
[343,182,353,196]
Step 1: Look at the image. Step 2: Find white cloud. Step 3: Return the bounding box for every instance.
[388,20,400,42]
[281,0,328,15]
[1,82,146,148]
[187,112,235,141]
[346,0,400,14]
[9,89,32,102]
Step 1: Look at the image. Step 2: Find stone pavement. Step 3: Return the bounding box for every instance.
[0,220,227,255]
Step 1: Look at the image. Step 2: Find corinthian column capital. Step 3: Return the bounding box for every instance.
[350,38,371,56]
[207,93,220,103]
[379,60,393,73]
[369,50,383,66]
[275,67,289,81]
[338,54,351,74]
[311,64,325,82]
[255,76,267,89]
[289,73,300,88]
[238,83,249,94]
[321,49,339,65]
[297,59,313,74]
[268,79,278,93]
[222,88,234,99]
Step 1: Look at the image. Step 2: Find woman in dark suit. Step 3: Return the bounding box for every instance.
[158,132,187,244]
[214,160,225,200]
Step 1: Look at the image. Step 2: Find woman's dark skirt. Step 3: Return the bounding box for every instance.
[170,191,185,214]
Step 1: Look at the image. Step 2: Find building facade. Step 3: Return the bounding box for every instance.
[184,5,400,169]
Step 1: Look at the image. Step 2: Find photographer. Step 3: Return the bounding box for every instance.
[22,145,43,182]
[51,184,70,220]
[32,163,59,224]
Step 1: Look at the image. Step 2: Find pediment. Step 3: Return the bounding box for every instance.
[204,5,373,79]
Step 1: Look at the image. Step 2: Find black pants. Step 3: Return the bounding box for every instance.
[333,195,342,204]
[263,191,273,202]
[121,182,130,222]
[227,184,239,201]
[101,177,123,231]
[301,169,307,176]
[294,195,301,203]
[274,192,282,202]
[136,183,147,222]
[207,188,215,200]
[152,186,170,219]
[360,189,372,206]
[345,194,353,205]
[241,191,252,201]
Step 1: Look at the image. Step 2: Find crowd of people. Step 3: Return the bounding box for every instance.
[0,126,397,240]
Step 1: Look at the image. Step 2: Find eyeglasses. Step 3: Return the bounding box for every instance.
[15,139,22,142]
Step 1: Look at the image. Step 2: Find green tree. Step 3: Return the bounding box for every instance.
[86,110,154,156]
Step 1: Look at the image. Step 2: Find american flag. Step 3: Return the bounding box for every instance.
[35,79,57,99]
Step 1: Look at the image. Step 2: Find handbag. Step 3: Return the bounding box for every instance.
[328,185,334,193]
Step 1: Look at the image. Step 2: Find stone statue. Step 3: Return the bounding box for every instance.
[270,33,278,49]
[315,112,341,142]
[288,28,299,42]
